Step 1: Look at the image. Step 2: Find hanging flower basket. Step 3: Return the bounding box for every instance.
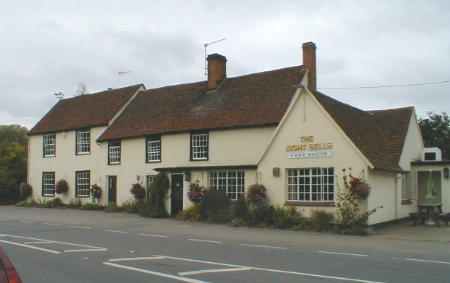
[130,183,146,201]
[188,183,205,203]
[91,184,102,200]
[56,180,69,195]
[349,176,370,200]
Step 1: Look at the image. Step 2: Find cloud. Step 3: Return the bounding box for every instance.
[0,0,449,128]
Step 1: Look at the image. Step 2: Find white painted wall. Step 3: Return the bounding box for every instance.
[399,112,424,171]
[258,90,370,217]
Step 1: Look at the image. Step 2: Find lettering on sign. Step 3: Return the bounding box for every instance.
[286,136,334,159]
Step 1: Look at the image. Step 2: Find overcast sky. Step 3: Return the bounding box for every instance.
[1,1,449,129]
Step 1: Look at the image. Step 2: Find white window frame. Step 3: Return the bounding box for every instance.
[287,167,335,202]
[208,169,245,200]
[191,132,209,161]
[42,172,55,197]
[43,134,56,157]
[146,137,161,162]
[76,129,91,155]
[75,170,90,198]
[108,141,121,165]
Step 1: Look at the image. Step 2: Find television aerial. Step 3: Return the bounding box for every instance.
[204,38,226,76]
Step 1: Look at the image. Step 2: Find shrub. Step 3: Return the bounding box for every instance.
[81,203,105,210]
[130,183,146,201]
[121,200,139,213]
[38,198,64,208]
[246,184,268,204]
[200,189,231,223]
[247,203,273,226]
[16,199,36,207]
[145,173,170,218]
[67,198,82,208]
[231,218,247,227]
[311,210,334,232]
[231,196,249,222]
[272,206,303,229]
[104,203,123,213]
[55,180,69,195]
[19,183,32,200]
[91,184,102,200]
[177,204,201,221]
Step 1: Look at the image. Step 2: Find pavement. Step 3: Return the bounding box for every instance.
[0,206,449,283]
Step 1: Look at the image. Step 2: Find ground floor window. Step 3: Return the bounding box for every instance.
[75,170,91,198]
[287,167,334,202]
[42,172,55,197]
[208,169,244,200]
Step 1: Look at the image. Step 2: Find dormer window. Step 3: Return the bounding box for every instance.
[76,129,90,155]
[191,132,209,161]
[43,134,56,157]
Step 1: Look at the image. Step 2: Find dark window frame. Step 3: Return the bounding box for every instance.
[145,135,161,163]
[41,171,55,197]
[108,140,121,165]
[75,128,91,155]
[190,131,209,161]
[75,170,91,198]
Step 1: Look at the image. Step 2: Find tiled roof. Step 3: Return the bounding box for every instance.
[29,84,142,135]
[314,91,413,171]
[98,66,305,140]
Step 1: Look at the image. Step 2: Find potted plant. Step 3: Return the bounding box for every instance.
[188,182,205,203]
[130,183,146,201]
[55,179,69,195]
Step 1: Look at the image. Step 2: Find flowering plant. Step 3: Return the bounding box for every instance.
[91,184,102,200]
[188,182,206,203]
[343,169,371,200]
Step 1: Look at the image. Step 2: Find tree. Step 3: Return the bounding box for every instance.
[419,112,450,160]
[0,125,28,203]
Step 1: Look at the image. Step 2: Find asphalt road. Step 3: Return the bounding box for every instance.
[0,206,449,283]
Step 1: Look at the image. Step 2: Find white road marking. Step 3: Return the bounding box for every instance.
[179,267,252,276]
[42,222,62,226]
[69,225,92,230]
[240,243,288,250]
[404,257,450,265]
[152,255,385,283]
[108,256,166,262]
[64,248,108,253]
[103,262,209,283]
[138,233,168,238]
[318,250,369,257]
[0,239,61,254]
[23,241,57,245]
[187,238,222,245]
[104,229,128,234]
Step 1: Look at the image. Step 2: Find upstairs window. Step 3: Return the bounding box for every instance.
[42,172,55,197]
[76,129,90,155]
[146,136,161,163]
[287,167,335,202]
[75,170,90,198]
[43,134,56,157]
[191,132,209,161]
[108,140,121,165]
[209,169,245,200]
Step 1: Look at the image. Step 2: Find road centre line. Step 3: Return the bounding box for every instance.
[187,238,222,244]
[104,229,128,234]
[179,267,252,276]
[404,257,450,265]
[103,262,208,283]
[0,239,61,254]
[138,233,168,238]
[318,250,369,257]
[108,256,166,262]
[150,255,385,283]
[240,243,288,250]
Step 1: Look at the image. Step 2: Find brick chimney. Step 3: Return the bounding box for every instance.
[207,53,227,90]
[302,42,317,91]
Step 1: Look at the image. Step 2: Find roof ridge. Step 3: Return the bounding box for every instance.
[60,84,143,101]
[226,65,303,81]
[367,106,415,113]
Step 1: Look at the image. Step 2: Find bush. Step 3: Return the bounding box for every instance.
[19,183,32,200]
[81,203,105,210]
[177,204,201,221]
[246,184,268,204]
[121,200,138,213]
[247,203,273,226]
[272,206,303,229]
[104,203,124,213]
[38,198,64,208]
[55,180,69,195]
[145,173,170,218]
[200,189,231,223]
[16,199,36,207]
[231,196,249,222]
[67,198,82,208]
[311,210,334,232]
[130,183,146,201]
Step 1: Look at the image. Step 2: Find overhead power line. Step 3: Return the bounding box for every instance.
[318,80,450,90]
